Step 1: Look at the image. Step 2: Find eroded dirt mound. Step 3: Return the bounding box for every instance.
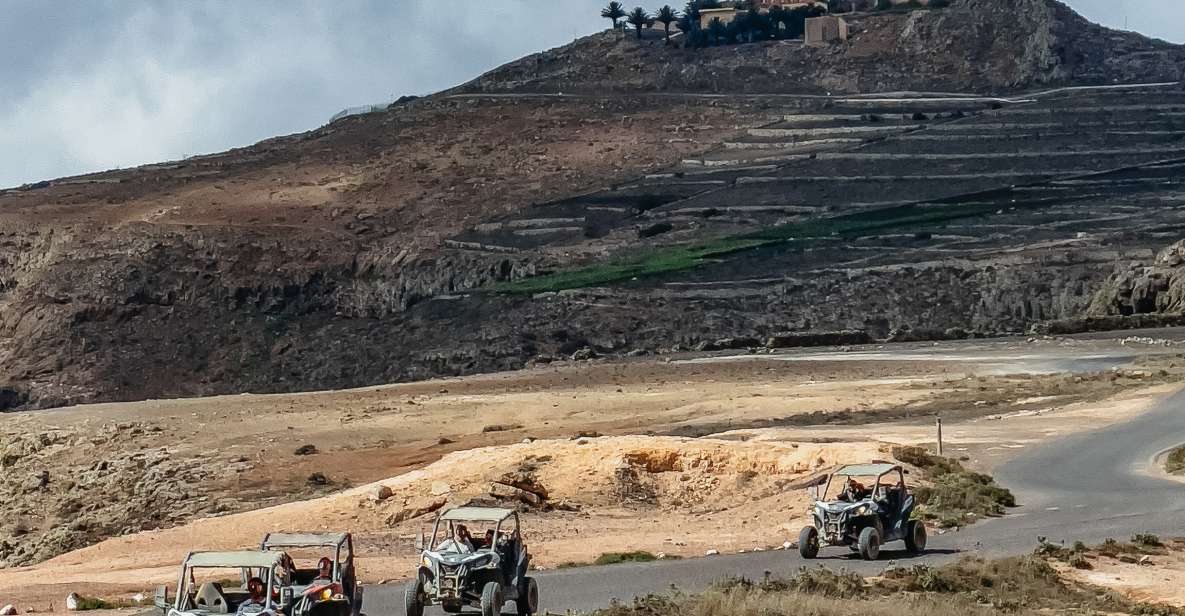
[0,435,881,600]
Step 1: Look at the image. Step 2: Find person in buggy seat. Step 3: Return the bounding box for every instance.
[235,577,266,615]
[839,478,869,502]
[436,524,475,553]
[312,557,333,585]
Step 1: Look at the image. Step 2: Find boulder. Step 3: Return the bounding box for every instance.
[65,594,79,611]
[489,483,542,506]
[1,604,16,615]
[496,470,549,500]
[386,497,447,525]
[294,444,318,456]
[369,485,393,502]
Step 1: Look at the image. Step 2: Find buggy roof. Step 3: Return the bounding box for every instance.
[439,507,515,522]
[185,551,284,568]
[262,532,349,549]
[834,463,900,477]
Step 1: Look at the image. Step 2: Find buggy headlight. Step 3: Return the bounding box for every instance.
[421,555,433,569]
[854,505,869,516]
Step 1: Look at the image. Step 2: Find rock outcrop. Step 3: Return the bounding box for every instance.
[1089,240,1185,317]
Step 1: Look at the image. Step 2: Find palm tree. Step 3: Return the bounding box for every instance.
[626,7,653,39]
[655,5,679,43]
[601,1,626,28]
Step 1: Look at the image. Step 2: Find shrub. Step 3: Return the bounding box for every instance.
[594,551,660,565]
[1132,532,1162,547]
[1067,553,1092,569]
[893,446,1015,525]
[1165,444,1185,474]
[639,222,674,238]
[786,566,865,597]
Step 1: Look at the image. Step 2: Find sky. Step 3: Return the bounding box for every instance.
[0,0,1181,188]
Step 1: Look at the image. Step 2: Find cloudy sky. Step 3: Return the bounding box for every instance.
[1,0,1181,188]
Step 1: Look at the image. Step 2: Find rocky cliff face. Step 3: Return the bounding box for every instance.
[1089,240,1185,317]
[456,0,1183,95]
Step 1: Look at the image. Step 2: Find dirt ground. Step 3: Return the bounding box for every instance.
[2,335,1184,612]
[1059,539,1185,607]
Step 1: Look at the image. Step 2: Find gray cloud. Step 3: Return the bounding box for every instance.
[1,0,1181,188]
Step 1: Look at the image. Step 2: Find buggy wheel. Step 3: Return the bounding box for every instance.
[404,577,425,616]
[904,520,927,554]
[516,577,539,616]
[858,527,881,560]
[798,526,819,559]
[481,582,503,616]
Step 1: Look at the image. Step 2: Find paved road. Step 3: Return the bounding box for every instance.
[366,385,1185,615]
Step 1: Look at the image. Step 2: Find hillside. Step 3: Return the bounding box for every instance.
[457,0,1185,95]
[0,0,1184,411]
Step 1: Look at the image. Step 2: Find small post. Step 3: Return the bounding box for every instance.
[935,414,944,456]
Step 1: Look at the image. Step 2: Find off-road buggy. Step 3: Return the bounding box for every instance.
[154,550,295,616]
[798,463,927,560]
[405,506,538,616]
[261,532,362,616]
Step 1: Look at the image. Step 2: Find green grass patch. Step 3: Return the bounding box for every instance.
[496,201,1007,294]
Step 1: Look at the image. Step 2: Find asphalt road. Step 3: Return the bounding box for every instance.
[366,385,1185,615]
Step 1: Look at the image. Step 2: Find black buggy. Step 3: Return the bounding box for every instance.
[798,463,927,560]
[405,507,538,616]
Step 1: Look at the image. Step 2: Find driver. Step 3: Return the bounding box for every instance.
[236,577,266,614]
[840,478,868,502]
[437,524,476,554]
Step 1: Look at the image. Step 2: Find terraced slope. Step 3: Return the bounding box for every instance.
[454,85,1185,347]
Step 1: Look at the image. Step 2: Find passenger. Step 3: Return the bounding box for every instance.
[313,557,333,584]
[236,577,266,614]
[483,530,495,550]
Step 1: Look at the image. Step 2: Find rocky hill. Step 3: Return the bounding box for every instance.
[457,0,1185,95]
[0,0,1184,412]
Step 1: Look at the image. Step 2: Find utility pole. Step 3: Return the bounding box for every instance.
[935,414,944,456]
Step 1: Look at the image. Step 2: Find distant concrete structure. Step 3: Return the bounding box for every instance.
[698,7,740,28]
[805,15,849,45]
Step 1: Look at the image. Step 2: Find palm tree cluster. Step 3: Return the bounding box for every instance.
[601,1,828,48]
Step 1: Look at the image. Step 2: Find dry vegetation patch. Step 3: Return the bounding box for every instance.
[597,553,1183,616]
